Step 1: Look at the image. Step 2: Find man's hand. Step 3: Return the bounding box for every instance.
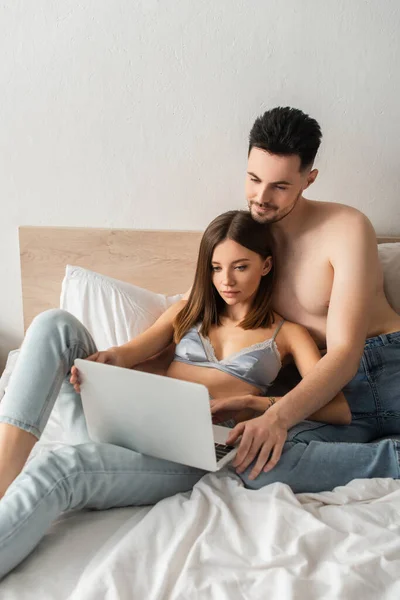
[226,409,288,480]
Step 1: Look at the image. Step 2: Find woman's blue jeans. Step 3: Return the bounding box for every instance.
[0,309,399,578]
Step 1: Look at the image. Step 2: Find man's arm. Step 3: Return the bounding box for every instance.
[268,211,378,430]
[284,323,352,425]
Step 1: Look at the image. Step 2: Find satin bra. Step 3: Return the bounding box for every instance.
[173,321,284,395]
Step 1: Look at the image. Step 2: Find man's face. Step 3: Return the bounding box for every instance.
[245,147,316,224]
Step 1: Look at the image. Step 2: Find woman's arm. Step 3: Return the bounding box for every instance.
[210,322,351,426]
[248,391,351,425]
[280,322,352,425]
[115,300,187,368]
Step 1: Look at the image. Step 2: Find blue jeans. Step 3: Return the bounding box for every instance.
[0,310,399,578]
[240,330,400,492]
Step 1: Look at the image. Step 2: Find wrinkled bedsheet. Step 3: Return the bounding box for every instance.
[2,462,400,600]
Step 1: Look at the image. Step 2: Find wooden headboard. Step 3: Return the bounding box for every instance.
[19,227,202,331]
[19,226,400,332]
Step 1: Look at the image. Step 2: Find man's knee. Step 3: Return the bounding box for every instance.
[236,441,302,490]
[286,420,334,444]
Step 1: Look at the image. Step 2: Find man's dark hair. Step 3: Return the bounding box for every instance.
[248,107,322,170]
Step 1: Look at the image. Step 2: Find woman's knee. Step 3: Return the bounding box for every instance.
[30,308,78,330]
[29,309,69,332]
[26,444,81,481]
[28,309,87,343]
[22,445,85,509]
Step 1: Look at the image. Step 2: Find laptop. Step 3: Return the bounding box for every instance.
[74,359,238,471]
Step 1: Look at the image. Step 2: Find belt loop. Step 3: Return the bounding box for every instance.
[379,334,388,345]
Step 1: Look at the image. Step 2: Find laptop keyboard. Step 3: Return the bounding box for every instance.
[214,443,235,462]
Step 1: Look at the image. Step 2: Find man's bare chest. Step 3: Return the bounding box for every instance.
[271,246,333,325]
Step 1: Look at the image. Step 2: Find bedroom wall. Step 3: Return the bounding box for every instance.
[0,0,399,369]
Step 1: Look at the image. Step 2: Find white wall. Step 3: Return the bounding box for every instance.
[1,0,399,369]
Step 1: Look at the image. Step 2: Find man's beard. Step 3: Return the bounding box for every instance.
[248,191,302,224]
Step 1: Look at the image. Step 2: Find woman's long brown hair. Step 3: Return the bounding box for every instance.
[173,210,276,343]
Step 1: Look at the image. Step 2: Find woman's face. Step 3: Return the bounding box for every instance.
[211,239,272,306]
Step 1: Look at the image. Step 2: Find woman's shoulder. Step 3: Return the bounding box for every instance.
[274,311,309,335]
[157,299,188,327]
[166,298,188,316]
[271,314,312,352]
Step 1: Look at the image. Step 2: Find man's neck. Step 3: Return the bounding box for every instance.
[270,195,311,242]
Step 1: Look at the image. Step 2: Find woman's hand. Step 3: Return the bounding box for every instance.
[70,348,126,393]
[226,409,288,480]
[210,394,255,424]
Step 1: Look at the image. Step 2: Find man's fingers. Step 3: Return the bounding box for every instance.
[86,352,100,362]
[248,443,274,480]
[263,438,285,473]
[226,422,245,446]
[231,427,254,468]
[234,434,263,473]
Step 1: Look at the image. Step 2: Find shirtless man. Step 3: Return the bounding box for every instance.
[188,107,400,489]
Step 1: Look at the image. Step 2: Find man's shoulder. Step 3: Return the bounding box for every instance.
[310,198,365,218]
[309,200,374,237]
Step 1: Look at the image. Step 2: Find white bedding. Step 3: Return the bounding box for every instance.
[2,460,400,599]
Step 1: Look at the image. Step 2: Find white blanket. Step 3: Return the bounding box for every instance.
[2,469,400,598]
[68,474,400,600]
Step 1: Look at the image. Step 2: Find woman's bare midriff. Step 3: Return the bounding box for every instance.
[166,360,262,399]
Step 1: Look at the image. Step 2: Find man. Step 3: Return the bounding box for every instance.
[184,106,400,492]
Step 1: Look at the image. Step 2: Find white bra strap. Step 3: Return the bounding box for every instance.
[272,319,285,341]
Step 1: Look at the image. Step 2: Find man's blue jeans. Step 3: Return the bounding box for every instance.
[241,329,400,491]
[0,309,399,578]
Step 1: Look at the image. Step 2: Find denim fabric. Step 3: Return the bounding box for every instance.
[0,310,205,578]
[0,308,98,442]
[239,331,400,493]
[0,310,399,578]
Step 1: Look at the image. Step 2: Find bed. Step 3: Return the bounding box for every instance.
[1,226,400,599]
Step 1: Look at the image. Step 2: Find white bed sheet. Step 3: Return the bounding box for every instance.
[2,462,400,600]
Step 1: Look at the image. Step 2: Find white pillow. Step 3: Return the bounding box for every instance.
[60,265,183,349]
[0,268,183,444]
[0,269,181,402]
[378,243,400,315]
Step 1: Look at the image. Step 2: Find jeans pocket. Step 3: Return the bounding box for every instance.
[363,347,384,381]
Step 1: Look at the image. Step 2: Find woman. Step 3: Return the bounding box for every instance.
[0,211,350,577]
